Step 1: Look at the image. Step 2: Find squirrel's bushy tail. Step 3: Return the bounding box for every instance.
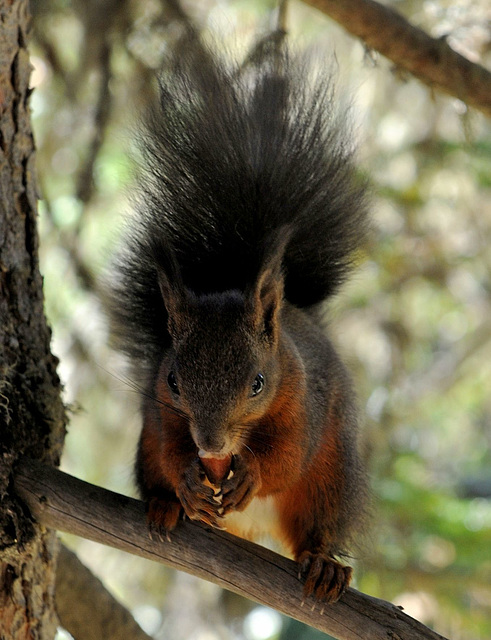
[107,32,368,375]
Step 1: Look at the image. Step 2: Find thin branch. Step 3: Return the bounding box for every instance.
[56,544,154,640]
[40,196,98,292]
[75,39,113,207]
[14,458,450,640]
[303,0,491,117]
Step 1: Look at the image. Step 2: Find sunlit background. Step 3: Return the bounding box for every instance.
[30,0,490,638]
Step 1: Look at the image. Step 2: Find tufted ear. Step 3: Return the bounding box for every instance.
[249,227,291,345]
[253,266,284,344]
[153,242,190,339]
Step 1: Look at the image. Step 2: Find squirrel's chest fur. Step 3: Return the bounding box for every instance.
[223,496,284,548]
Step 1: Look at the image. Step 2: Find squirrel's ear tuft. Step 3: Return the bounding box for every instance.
[253,267,284,343]
[157,268,179,312]
[250,227,291,344]
[153,242,188,339]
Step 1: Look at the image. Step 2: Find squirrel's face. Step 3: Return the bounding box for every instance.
[156,287,283,457]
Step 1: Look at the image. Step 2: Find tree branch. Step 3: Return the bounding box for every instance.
[303,0,491,117]
[14,458,450,640]
[56,544,153,640]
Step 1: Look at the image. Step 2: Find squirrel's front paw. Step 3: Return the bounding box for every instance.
[297,551,352,604]
[177,457,224,528]
[220,454,261,513]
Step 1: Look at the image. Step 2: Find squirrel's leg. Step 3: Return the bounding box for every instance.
[277,483,353,604]
[136,404,225,534]
[275,430,355,606]
[135,421,184,538]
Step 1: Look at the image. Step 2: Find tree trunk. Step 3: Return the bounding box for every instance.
[0,1,66,638]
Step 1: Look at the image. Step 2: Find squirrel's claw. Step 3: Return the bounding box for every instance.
[297,551,352,604]
[176,457,228,527]
[146,497,182,542]
[220,454,261,513]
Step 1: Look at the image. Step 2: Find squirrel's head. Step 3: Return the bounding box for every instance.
[153,245,286,458]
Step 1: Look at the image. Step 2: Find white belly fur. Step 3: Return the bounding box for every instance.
[223,495,286,551]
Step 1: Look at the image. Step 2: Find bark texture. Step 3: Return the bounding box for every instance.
[0,1,66,638]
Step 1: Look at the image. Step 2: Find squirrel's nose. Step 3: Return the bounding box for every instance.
[197,440,226,457]
[192,426,230,457]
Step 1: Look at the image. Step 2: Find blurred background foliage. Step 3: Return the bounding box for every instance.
[29,0,490,639]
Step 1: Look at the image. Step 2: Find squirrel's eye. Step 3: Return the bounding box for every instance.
[251,373,264,396]
[167,371,180,395]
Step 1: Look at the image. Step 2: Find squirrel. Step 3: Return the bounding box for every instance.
[105,28,369,604]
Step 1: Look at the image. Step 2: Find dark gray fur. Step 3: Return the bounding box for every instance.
[105,32,369,385]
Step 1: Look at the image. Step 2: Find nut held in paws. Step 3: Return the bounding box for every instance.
[198,451,233,486]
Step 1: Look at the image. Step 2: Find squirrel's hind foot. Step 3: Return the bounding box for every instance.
[297,551,352,604]
[146,497,183,542]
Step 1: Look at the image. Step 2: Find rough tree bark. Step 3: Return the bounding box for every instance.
[0,1,66,638]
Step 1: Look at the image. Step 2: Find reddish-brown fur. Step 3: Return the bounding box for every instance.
[137,323,363,603]
[109,30,369,608]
